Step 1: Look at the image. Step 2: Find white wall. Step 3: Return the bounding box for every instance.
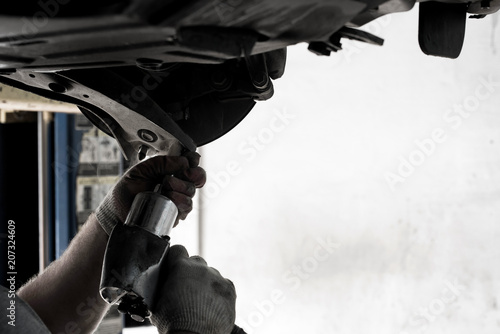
[186,9,500,334]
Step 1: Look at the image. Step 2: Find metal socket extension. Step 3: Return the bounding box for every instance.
[99,188,178,319]
[125,190,178,237]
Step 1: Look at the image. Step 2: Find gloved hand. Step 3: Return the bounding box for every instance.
[95,152,206,235]
[151,245,237,334]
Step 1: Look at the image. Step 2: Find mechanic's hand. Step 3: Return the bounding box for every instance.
[95,152,206,235]
[151,245,236,334]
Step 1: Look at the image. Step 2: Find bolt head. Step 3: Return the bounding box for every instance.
[138,129,158,143]
[130,314,145,322]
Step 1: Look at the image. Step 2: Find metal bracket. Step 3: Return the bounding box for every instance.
[0,70,196,164]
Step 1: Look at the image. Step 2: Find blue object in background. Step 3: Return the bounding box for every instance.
[53,113,83,259]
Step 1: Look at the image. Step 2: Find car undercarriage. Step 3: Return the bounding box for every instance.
[0,0,498,162]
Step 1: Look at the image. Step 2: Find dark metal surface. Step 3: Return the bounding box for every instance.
[100,224,170,321]
[0,0,497,157]
[0,0,369,70]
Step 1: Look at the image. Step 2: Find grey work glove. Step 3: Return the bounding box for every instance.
[151,245,237,334]
[95,152,206,235]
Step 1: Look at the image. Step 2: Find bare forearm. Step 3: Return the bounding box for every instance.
[18,213,110,333]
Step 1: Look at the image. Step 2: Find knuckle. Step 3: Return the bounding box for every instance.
[186,183,196,197]
[177,196,193,211]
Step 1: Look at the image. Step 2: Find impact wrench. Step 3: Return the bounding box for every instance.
[99,185,246,333]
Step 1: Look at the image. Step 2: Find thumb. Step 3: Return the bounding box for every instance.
[183,151,201,168]
[167,245,190,263]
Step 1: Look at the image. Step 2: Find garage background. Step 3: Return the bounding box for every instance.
[1,7,499,334]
